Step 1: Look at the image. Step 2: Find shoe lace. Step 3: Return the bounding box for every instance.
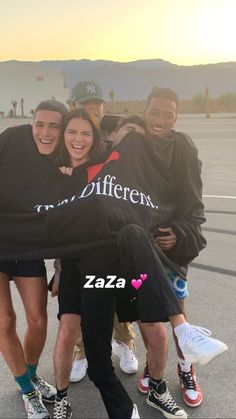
[185,325,212,345]
[33,375,51,392]
[157,390,181,412]
[54,398,69,419]
[179,369,197,390]
[28,395,46,413]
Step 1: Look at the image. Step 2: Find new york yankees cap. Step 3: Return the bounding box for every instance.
[72,80,105,103]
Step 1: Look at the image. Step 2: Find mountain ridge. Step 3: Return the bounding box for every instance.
[1,59,236,100]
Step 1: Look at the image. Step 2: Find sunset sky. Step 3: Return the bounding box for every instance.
[1,0,235,65]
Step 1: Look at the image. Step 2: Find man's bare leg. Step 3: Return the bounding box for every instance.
[14,276,48,365]
[53,314,81,418]
[54,314,81,390]
[0,273,26,376]
[14,275,56,405]
[0,272,51,417]
[172,300,203,407]
[173,300,186,358]
[138,321,168,379]
[139,320,187,418]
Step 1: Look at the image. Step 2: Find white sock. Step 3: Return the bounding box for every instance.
[178,358,192,372]
[174,322,190,339]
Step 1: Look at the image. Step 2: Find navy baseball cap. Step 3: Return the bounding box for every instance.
[72,81,105,103]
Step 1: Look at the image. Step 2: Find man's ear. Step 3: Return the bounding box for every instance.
[171,111,177,127]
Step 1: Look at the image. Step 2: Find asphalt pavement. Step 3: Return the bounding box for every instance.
[0,116,235,418]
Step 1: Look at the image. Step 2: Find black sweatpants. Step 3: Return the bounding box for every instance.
[79,224,182,419]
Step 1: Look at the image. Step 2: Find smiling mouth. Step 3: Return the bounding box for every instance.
[152,126,164,132]
[72,144,85,150]
[40,139,53,144]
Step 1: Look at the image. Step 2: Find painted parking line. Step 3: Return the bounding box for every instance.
[203,194,236,199]
[190,262,236,277]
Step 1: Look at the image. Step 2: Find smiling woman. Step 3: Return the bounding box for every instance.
[61,108,105,169]
[64,119,94,168]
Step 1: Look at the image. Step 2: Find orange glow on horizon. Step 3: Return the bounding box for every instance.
[0,0,235,65]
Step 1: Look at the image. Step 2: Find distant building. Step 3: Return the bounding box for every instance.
[0,62,69,115]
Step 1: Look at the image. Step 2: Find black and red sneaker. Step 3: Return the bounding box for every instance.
[147,380,187,418]
[178,363,203,407]
[138,365,149,394]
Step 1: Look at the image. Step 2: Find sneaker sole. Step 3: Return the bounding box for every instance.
[42,396,55,404]
[183,395,203,408]
[146,398,187,419]
[198,343,228,366]
[120,365,138,374]
[138,383,149,394]
[70,373,87,383]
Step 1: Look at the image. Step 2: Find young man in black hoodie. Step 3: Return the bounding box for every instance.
[138,88,206,413]
[0,100,67,419]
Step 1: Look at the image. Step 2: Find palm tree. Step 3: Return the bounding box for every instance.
[204,86,210,118]
[20,98,25,118]
[11,99,17,118]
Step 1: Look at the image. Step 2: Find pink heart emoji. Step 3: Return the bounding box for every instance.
[131,279,143,290]
[140,273,147,281]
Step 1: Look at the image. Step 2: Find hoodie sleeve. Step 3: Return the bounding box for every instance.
[0,127,12,161]
[164,132,207,265]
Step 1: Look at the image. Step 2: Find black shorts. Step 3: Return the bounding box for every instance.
[58,259,82,319]
[0,260,46,278]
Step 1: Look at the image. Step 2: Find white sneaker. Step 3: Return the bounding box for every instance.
[22,392,50,418]
[131,403,140,418]
[32,374,56,403]
[112,340,138,374]
[69,358,88,383]
[177,325,228,365]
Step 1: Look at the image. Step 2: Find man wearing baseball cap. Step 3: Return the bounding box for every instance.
[72,80,105,123]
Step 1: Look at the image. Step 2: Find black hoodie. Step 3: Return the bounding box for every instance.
[0,125,206,269]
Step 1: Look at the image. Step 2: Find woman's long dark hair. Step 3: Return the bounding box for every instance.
[58,108,106,166]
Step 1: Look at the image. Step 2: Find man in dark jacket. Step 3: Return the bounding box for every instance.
[138,87,206,414]
[0,100,67,419]
[72,79,105,123]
